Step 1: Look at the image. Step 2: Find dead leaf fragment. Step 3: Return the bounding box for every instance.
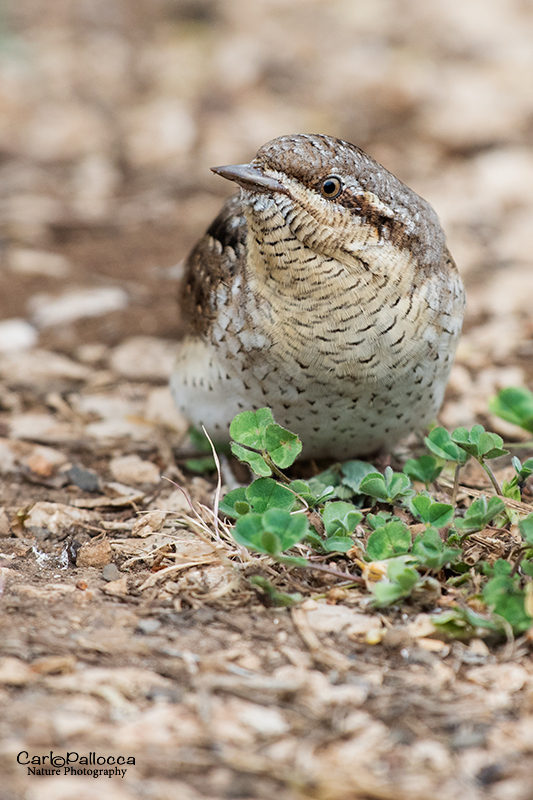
[26,452,56,477]
[24,501,96,535]
[0,657,36,685]
[353,557,389,589]
[0,348,90,387]
[44,666,174,701]
[0,438,69,476]
[144,385,189,435]
[30,655,77,675]
[305,603,369,634]
[0,508,11,537]
[76,533,112,567]
[109,335,177,380]
[131,510,167,537]
[416,638,450,654]
[12,583,76,600]
[291,608,352,671]
[110,453,160,485]
[347,616,384,640]
[71,482,145,508]
[102,575,130,597]
[406,613,439,639]
[466,664,528,693]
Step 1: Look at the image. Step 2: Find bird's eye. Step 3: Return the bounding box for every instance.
[320,176,342,199]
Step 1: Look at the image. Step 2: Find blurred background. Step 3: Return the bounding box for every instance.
[0,0,531,421]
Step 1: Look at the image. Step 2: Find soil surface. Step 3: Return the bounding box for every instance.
[1,3,533,799]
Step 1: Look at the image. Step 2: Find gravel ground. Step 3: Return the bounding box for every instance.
[1,2,533,799]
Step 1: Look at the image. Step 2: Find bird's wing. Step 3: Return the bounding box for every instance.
[180,194,247,336]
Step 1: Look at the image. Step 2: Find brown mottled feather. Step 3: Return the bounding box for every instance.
[172,133,465,458]
[181,195,246,336]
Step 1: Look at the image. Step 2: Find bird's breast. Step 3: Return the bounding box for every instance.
[241,239,446,376]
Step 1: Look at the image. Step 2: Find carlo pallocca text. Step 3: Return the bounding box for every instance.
[18,751,135,778]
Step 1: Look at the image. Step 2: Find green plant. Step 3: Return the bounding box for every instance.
[249,576,303,606]
[502,457,533,501]
[185,426,218,473]
[229,408,302,478]
[408,493,454,528]
[371,556,421,606]
[366,520,411,559]
[453,495,506,535]
[222,411,363,573]
[519,513,533,545]
[425,427,470,465]
[233,508,309,566]
[426,424,508,495]
[363,518,459,606]
[403,455,443,488]
[304,460,375,501]
[412,527,460,570]
[313,501,363,553]
[215,403,533,639]
[482,560,532,633]
[359,466,415,504]
[219,477,296,519]
[489,386,533,434]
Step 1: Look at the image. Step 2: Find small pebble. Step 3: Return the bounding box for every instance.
[67,465,100,492]
[110,336,177,380]
[76,343,109,364]
[8,248,71,278]
[101,563,120,582]
[476,763,504,786]
[110,454,160,485]
[451,727,488,750]
[29,287,129,329]
[136,618,162,634]
[0,319,38,353]
[146,685,183,703]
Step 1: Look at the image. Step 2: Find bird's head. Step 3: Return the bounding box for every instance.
[211,133,446,277]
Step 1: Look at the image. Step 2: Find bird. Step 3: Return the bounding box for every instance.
[171,133,465,460]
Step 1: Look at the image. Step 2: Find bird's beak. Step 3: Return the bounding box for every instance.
[211,163,288,195]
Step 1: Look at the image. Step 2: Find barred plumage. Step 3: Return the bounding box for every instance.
[171,134,465,458]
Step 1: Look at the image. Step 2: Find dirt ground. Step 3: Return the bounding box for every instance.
[1,2,533,799]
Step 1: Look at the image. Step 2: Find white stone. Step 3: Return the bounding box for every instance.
[0,657,35,686]
[8,248,71,278]
[0,349,89,386]
[76,343,109,364]
[29,287,129,329]
[9,413,78,444]
[238,704,290,737]
[23,502,96,535]
[144,386,189,435]
[0,319,38,352]
[305,604,374,634]
[110,336,177,381]
[110,455,160,485]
